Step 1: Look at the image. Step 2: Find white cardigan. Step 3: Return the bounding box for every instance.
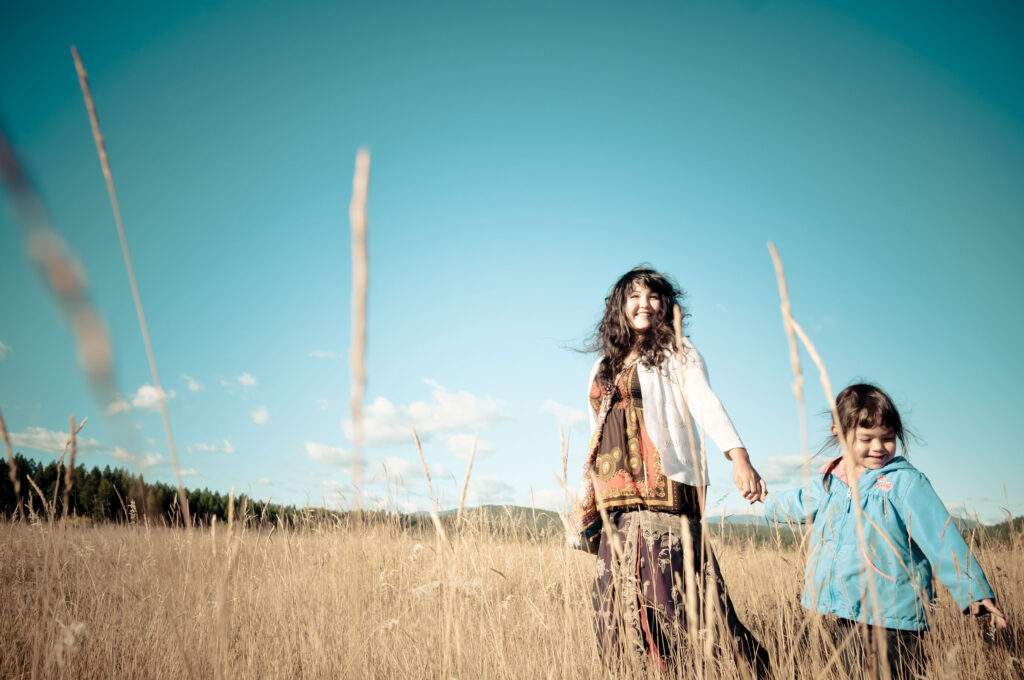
[587,336,744,486]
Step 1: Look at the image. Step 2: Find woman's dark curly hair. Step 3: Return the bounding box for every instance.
[587,267,688,386]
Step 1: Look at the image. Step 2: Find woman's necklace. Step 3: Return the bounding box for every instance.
[610,353,638,389]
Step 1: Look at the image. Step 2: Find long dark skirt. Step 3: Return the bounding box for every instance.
[592,507,771,678]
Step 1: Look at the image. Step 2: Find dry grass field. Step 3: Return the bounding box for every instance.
[2,512,1021,679]
[10,55,1019,678]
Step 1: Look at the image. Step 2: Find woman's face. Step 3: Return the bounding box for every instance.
[624,284,662,334]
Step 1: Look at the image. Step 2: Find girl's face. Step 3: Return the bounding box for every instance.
[834,424,897,471]
[624,284,662,334]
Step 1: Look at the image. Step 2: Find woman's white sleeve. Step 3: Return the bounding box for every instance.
[680,341,744,455]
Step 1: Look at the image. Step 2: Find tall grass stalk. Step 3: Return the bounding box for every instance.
[0,123,115,399]
[767,243,810,507]
[0,406,22,520]
[71,47,190,527]
[348,148,371,500]
[456,432,479,525]
[673,303,734,677]
[61,415,85,520]
[412,428,449,548]
[768,248,891,678]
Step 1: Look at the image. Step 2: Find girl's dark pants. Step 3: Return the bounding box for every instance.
[834,617,925,680]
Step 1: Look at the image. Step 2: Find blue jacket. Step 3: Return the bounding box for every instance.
[764,457,994,631]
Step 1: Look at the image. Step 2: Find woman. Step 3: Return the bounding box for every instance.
[572,266,771,677]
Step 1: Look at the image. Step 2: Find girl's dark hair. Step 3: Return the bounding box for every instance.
[587,266,687,386]
[821,383,910,487]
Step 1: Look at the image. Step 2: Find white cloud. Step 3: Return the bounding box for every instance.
[237,373,258,387]
[111,447,133,461]
[373,455,415,479]
[430,461,451,481]
[344,397,410,445]
[182,374,204,392]
[441,433,494,460]
[315,399,332,411]
[257,477,270,485]
[312,482,384,510]
[305,441,357,467]
[105,399,131,415]
[760,454,811,485]
[957,506,1006,526]
[411,380,511,431]
[108,447,165,468]
[319,478,350,493]
[309,350,342,359]
[542,399,586,429]
[465,475,515,505]
[132,384,175,412]
[140,453,164,468]
[316,478,349,496]
[190,440,236,454]
[252,407,270,425]
[531,487,573,512]
[106,384,178,414]
[0,341,11,360]
[179,468,200,477]
[343,381,512,446]
[10,427,103,454]
[397,499,421,513]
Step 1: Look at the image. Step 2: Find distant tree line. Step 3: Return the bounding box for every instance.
[0,455,470,532]
[4,455,1022,546]
[0,454,304,526]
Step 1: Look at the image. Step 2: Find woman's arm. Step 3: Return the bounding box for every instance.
[727,447,768,503]
[678,339,765,501]
[678,339,744,454]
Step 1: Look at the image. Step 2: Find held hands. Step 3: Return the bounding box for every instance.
[727,448,768,504]
[967,598,1008,630]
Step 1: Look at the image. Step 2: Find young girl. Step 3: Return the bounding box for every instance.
[572,267,771,677]
[764,383,1007,679]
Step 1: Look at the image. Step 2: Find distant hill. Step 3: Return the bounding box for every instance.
[427,505,1019,549]
[406,504,564,540]
[707,514,771,526]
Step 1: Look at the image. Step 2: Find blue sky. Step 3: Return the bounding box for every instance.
[2,0,1022,522]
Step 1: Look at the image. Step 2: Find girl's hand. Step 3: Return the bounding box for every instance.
[967,598,1008,630]
[727,448,768,503]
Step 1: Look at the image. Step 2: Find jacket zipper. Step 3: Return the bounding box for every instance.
[828,485,852,607]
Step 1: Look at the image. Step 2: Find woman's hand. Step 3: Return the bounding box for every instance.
[727,448,767,503]
[967,598,1008,630]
